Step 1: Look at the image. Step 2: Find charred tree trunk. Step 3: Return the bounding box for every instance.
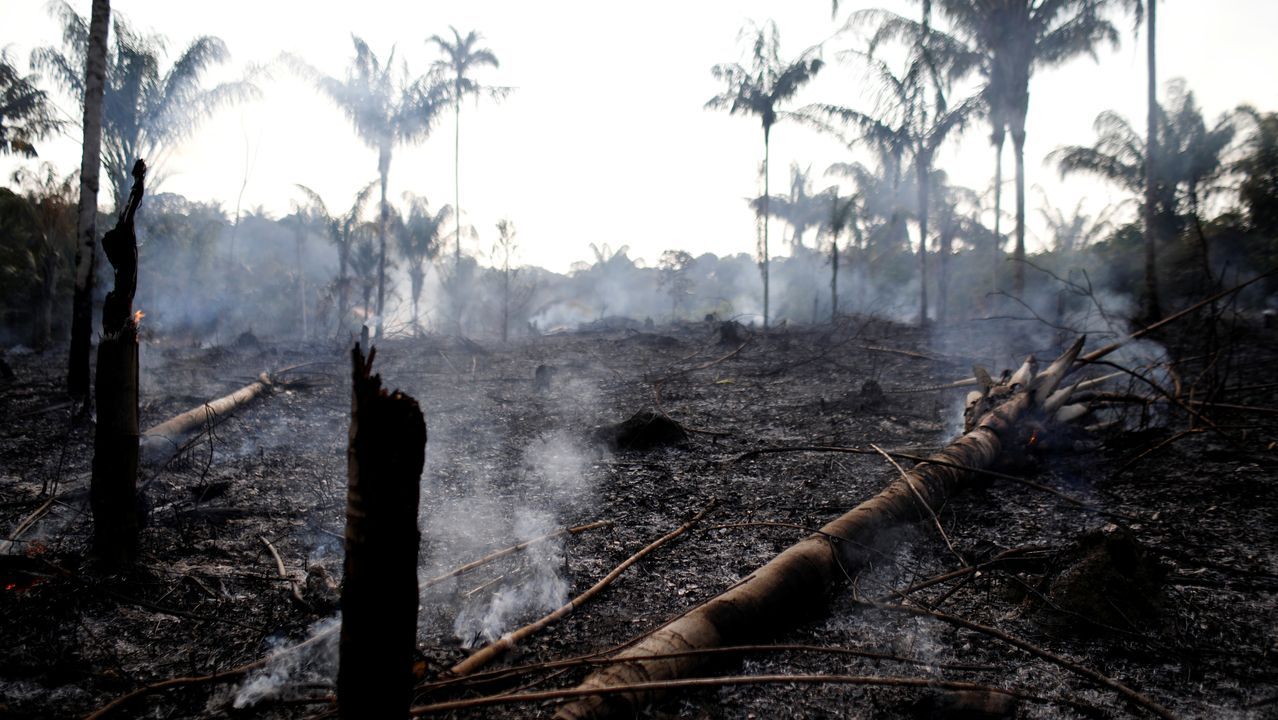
[91,159,145,565]
[339,344,426,720]
[555,340,1085,720]
[68,0,112,401]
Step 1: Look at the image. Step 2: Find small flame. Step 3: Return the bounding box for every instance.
[132,309,145,325]
[1028,430,1039,446]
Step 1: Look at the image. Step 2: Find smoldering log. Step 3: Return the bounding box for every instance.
[338,344,426,720]
[91,159,145,565]
[553,339,1087,720]
[138,374,273,464]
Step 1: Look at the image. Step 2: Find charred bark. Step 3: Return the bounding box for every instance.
[338,344,426,719]
[554,340,1084,720]
[90,159,145,565]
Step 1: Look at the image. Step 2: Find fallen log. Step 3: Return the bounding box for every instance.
[138,374,273,465]
[553,339,1094,719]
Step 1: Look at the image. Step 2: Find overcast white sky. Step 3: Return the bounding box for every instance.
[3,1,1277,273]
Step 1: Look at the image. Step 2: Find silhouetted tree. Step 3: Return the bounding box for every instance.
[1236,106,1278,236]
[1052,79,1235,291]
[295,182,377,337]
[492,218,518,341]
[33,1,258,212]
[707,19,822,329]
[397,194,451,335]
[658,250,694,322]
[64,0,110,403]
[289,36,444,339]
[804,46,979,325]
[10,164,77,349]
[427,27,506,265]
[0,50,61,157]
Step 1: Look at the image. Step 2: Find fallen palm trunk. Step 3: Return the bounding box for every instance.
[138,374,273,464]
[339,344,426,719]
[91,160,145,564]
[553,339,1086,720]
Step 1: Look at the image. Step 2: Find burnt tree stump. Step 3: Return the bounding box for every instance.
[91,159,145,565]
[339,344,426,719]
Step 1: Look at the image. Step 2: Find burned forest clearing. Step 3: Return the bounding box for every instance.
[2,315,1276,719]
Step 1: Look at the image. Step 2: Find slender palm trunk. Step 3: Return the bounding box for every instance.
[1011,125,1027,298]
[761,126,771,331]
[991,129,1004,294]
[916,154,930,326]
[375,147,390,340]
[1190,192,1212,290]
[69,0,111,401]
[337,241,350,337]
[454,90,462,265]
[939,229,952,323]
[1141,0,1162,322]
[830,238,838,324]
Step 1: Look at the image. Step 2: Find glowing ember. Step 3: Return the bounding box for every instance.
[132,309,145,324]
[1028,430,1039,446]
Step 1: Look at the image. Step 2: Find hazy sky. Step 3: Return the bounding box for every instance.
[3,1,1276,273]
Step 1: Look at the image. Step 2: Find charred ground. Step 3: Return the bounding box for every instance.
[1,316,1276,719]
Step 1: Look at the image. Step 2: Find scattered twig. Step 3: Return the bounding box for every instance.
[423,520,612,589]
[866,599,1177,719]
[259,535,304,604]
[408,674,1072,716]
[1116,428,1206,474]
[447,500,717,678]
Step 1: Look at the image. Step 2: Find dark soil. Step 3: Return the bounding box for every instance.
[1,315,1275,719]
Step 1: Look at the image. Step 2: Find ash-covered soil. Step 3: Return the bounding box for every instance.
[1,316,1275,719]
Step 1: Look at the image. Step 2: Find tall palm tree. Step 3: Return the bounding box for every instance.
[396,193,451,336]
[707,20,823,330]
[0,50,62,157]
[289,36,444,339]
[66,0,110,402]
[852,1,1124,299]
[1052,80,1234,291]
[803,48,979,326]
[294,181,377,337]
[33,1,258,213]
[427,27,506,265]
[1141,0,1159,320]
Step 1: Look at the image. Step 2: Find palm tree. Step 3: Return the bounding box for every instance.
[803,46,979,326]
[294,181,377,337]
[33,1,258,213]
[66,0,110,403]
[1036,192,1114,255]
[0,50,62,157]
[396,193,451,336]
[821,188,857,322]
[349,234,380,326]
[1051,80,1234,289]
[1141,0,1159,320]
[427,27,506,265]
[289,36,444,339]
[852,1,1125,299]
[750,164,830,250]
[707,20,823,330]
